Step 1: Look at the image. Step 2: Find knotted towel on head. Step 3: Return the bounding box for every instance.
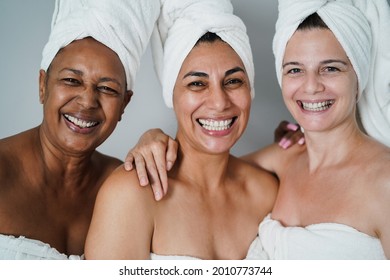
[353,0,390,146]
[152,0,255,108]
[40,0,160,90]
[273,0,372,99]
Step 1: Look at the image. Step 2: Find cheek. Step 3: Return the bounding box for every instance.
[101,99,123,120]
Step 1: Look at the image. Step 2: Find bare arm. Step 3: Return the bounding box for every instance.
[85,167,155,259]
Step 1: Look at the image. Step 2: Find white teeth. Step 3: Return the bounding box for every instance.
[198,118,233,131]
[301,100,335,111]
[64,114,98,128]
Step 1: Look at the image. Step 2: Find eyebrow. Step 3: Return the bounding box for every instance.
[225,66,245,76]
[60,68,122,87]
[60,68,83,76]
[282,59,348,68]
[182,66,245,79]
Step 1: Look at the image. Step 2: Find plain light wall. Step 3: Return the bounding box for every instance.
[0,0,293,160]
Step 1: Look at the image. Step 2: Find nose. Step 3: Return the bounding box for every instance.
[206,84,231,110]
[76,86,99,109]
[303,72,325,95]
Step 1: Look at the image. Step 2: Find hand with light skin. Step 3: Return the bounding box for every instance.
[124,121,304,201]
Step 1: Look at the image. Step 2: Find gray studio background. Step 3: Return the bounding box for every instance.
[0,0,294,160]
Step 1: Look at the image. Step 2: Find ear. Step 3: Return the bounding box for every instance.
[118,90,133,121]
[39,69,47,104]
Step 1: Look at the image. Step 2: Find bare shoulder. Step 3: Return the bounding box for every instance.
[362,140,390,185]
[230,156,279,208]
[363,143,390,257]
[0,129,37,183]
[241,142,306,175]
[96,165,156,208]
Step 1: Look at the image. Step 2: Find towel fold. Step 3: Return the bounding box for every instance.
[40,0,160,90]
[354,0,390,146]
[151,0,255,108]
[273,0,372,99]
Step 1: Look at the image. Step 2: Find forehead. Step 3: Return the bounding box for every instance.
[50,38,125,75]
[284,28,348,61]
[182,40,245,70]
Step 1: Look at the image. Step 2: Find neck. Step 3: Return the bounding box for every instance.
[303,118,367,172]
[171,137,231,191]
[36,126,97,191]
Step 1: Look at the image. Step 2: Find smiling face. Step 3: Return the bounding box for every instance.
[39,37,132,155]
[173,39,251,154]
[282,28,358,133]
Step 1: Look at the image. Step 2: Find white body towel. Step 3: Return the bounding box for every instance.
[257,214,386,260]
[354,0,390,146]
[0,234,82,260]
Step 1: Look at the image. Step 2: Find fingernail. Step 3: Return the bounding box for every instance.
[140,177,148,186]
[287,123,299,131]
[298,137,305,145]
[282,139,291,149]
[166,161,173,171]
[279,138,286,148]
[154,191,162,201]
[124,162,131,171]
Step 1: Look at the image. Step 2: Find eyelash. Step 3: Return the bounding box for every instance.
[61,78,119,96]
[62,78,80,85]
[286,66,340,75]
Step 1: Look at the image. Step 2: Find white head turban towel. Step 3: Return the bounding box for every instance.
[353,0,390,146]
[40,0,160,91]
[273,0,372,100]
[151,0,255,108]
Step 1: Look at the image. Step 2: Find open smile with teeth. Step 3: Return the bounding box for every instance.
[197,117,236,131]
[299,100,335,112]
[64,114,99,129]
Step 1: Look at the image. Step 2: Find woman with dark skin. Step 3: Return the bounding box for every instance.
[0,0,159,259]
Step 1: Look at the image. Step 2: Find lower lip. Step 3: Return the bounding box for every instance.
[64,116,98,135]
[200,124,234,137]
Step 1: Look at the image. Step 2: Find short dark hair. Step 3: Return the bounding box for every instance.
[195,32,222,46]
[297,13,328,30]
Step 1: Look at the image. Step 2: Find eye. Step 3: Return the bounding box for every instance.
[225,78,243,89]
[187,80,206,91]
[286,68,302,74]
[97,85,120,96]
[323,66,340,72]
[188,81,205,87]
[62,78,81,85]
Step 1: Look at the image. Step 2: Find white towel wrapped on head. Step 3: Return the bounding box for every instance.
[353,0,390,147]
[40,0,160,90]
[273,0,372,99]
[152,0,255,108]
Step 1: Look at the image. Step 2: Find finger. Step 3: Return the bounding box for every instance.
[145,162,164,201]
[286,122,299,131]
[123,152,134,171]
[133,154,149,186]
[274,120,290,142]
[154,155,169,198]
[149,144,169,196]
[279,129,305,149]
[166,138,178,171]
